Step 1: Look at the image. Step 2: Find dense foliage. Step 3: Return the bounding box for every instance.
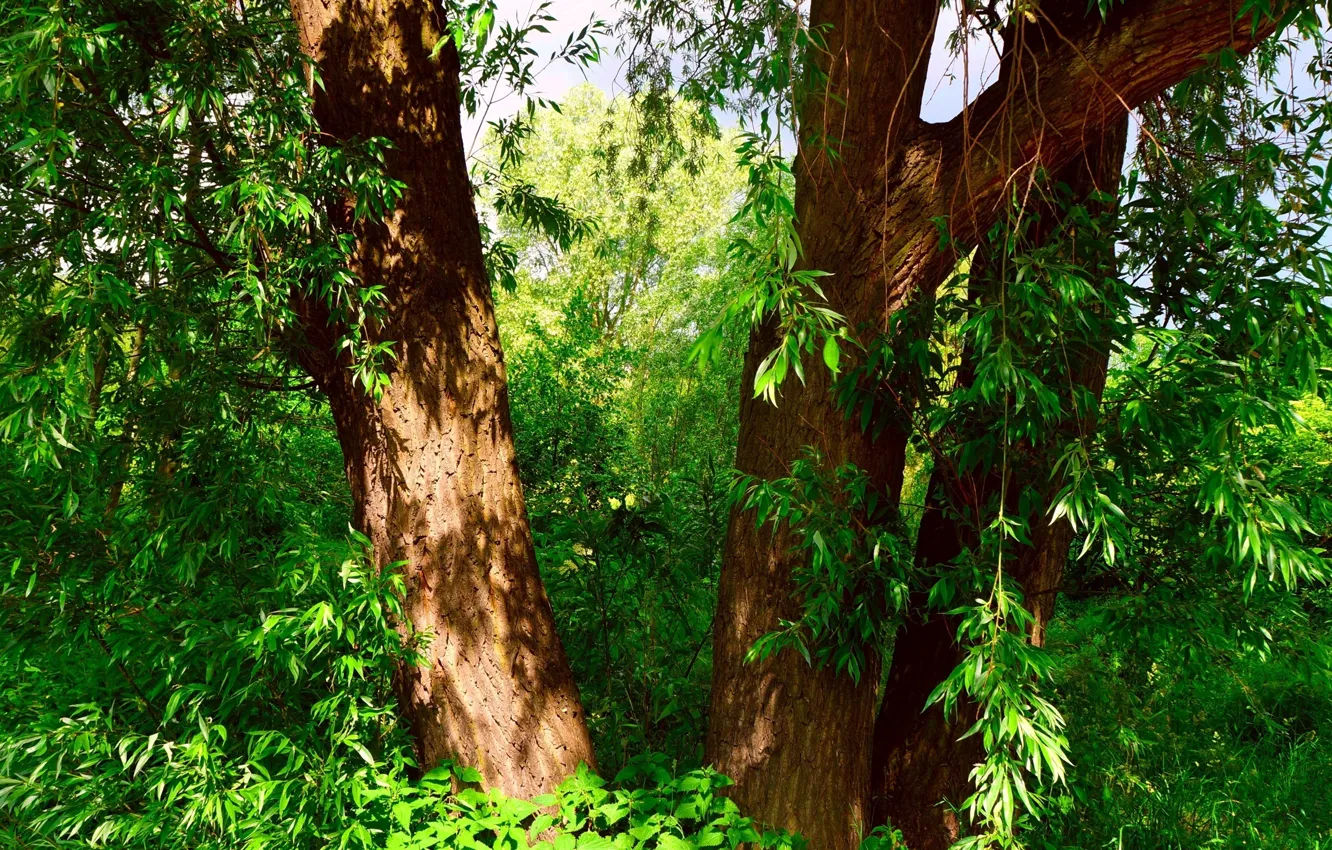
[2,0,1332,848]
[492,86,748,770]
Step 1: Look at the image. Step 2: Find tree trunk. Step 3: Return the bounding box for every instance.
[707,329,901,849]
[288,0,595,795]
[871,116,1129,850]
[709,0,1280,842]
[705,0,937,844]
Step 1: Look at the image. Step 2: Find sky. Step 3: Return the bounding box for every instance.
[461,0,1004,152]
[462,1,1331,182]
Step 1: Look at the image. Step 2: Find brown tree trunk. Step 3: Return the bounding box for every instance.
[709,0,1279,842]
[871,117,1129,850]
[705,0,937,845]
[707,330,902,850]
[288,0,595,796]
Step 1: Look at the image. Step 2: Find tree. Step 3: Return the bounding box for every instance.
[620,0,1329,846]
[491,84,745,344]
[286,0,596,795]
[0,0,597,797]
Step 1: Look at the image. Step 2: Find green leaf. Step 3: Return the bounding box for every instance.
[822,335,840,374]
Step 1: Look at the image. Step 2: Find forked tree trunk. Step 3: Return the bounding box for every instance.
[870,118,1127,850]
[709,0,1278,842]
[288,0,595,795]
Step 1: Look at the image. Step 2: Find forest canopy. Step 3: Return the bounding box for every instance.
[1,0,1331,849]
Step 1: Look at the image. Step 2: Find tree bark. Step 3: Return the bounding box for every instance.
[871,117,1129,850]
[711,0,1281,843]
[288,0,595,796]
[706,0,937,845]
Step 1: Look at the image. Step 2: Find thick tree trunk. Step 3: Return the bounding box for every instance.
[871,117,1129,850]
[708,329,902,849]
[705,0,937,845]
[288,0,595,795]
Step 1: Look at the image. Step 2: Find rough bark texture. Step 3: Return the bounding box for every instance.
[288,0,595,796]
[705,0,937,845]
[709,0,1283,843]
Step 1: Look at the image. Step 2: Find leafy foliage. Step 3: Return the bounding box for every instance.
[491,91,746,773]
[3,0,1332,848]
[1037,396,1332,848]
[736,450,910,683]
[374,758,800,850]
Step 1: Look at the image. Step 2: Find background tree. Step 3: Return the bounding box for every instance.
[488,86,750,772]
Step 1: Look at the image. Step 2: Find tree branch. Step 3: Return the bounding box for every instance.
[938,0,1285,241]
[854,0,1289,325]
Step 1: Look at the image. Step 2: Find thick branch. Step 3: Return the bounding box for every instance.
[852,0,1284,327]
[938,0,1283,243]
